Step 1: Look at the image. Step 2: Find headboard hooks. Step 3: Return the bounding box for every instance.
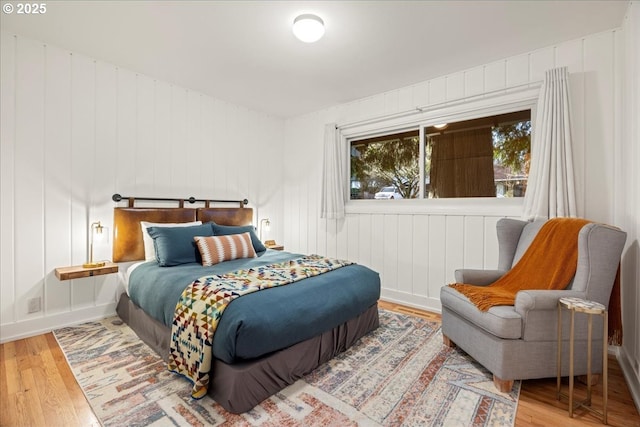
[111,194,248,208]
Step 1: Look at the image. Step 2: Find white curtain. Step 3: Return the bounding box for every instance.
[320,123,347,219]
[522,67,577,220]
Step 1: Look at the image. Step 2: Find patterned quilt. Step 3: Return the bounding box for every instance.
[167,254,354,398]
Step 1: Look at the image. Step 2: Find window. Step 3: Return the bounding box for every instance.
[350,130,419,199]
[349,110,531,200]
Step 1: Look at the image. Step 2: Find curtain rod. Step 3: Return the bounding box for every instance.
[336,81,542,131]
[112,193,248,208]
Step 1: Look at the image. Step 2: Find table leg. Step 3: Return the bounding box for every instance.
[557,302,562,400]
[587,313,593,406]
[569,308,575,418]
[603,311,608,424]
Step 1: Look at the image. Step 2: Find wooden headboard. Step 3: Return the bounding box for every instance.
[113,206,254,262]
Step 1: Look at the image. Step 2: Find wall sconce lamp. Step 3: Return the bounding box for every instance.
[83,221,106,268]
[259,218,271,242]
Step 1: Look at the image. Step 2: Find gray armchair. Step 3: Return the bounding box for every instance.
[440,218,626,392]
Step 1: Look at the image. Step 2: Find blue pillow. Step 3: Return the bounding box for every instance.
[210,223,267,252]
[147,223,214,266]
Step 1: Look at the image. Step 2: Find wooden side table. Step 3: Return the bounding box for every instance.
[557,297,608,424]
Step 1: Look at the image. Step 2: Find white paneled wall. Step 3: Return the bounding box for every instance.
[619,1,640,410]
[283,28,623,313]
[0,32,285,341]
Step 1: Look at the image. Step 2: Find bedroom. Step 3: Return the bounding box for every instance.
[1,0,639,425]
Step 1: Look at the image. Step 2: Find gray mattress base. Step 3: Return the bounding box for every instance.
[116,293,380,414]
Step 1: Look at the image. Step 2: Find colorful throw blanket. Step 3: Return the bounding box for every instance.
[167,255,353,398]
[449,218,590,311]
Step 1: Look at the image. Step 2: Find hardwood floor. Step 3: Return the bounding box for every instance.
[1,302,638,426]
[1,333,100,427]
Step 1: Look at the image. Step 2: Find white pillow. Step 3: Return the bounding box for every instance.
[140,221,202,261]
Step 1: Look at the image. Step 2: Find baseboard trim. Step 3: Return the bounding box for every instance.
[0,303,117,344]
[380,288,442,314]
[616,345,640,413]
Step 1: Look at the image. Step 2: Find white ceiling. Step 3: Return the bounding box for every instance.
[1,1,629,118]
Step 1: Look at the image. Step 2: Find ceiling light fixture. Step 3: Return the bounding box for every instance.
[293,14,325,43]
[433,123,448,129]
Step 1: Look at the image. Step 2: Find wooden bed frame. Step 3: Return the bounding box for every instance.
[112,199,379,413]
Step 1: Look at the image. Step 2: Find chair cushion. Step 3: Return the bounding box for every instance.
[440,286,522,339]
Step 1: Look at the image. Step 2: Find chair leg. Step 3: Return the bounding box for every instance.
[493,375,514,393]
[442,334,456,348]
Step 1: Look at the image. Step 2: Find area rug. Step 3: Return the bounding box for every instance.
[54,310,520,426]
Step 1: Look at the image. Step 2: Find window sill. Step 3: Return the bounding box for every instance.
[345,197,524,217]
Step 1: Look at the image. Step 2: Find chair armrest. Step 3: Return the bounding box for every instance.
[516,290,595,342]
[454,269,505,285]
[515,290,587,314]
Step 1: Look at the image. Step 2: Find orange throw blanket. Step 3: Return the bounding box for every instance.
[450,218,590,311]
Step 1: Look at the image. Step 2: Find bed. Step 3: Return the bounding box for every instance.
[112,196,381,414]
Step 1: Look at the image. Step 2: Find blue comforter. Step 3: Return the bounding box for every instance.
[128,250,380,363]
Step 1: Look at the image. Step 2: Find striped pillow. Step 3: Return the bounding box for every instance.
[194,232,257,266]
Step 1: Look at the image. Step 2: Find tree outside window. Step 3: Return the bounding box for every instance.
[351,130,419,199]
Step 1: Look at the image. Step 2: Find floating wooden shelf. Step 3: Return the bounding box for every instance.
[55,263,119,281]
[265,244,284,251]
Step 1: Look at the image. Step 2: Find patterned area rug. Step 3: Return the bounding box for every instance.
[54,310,520,426]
